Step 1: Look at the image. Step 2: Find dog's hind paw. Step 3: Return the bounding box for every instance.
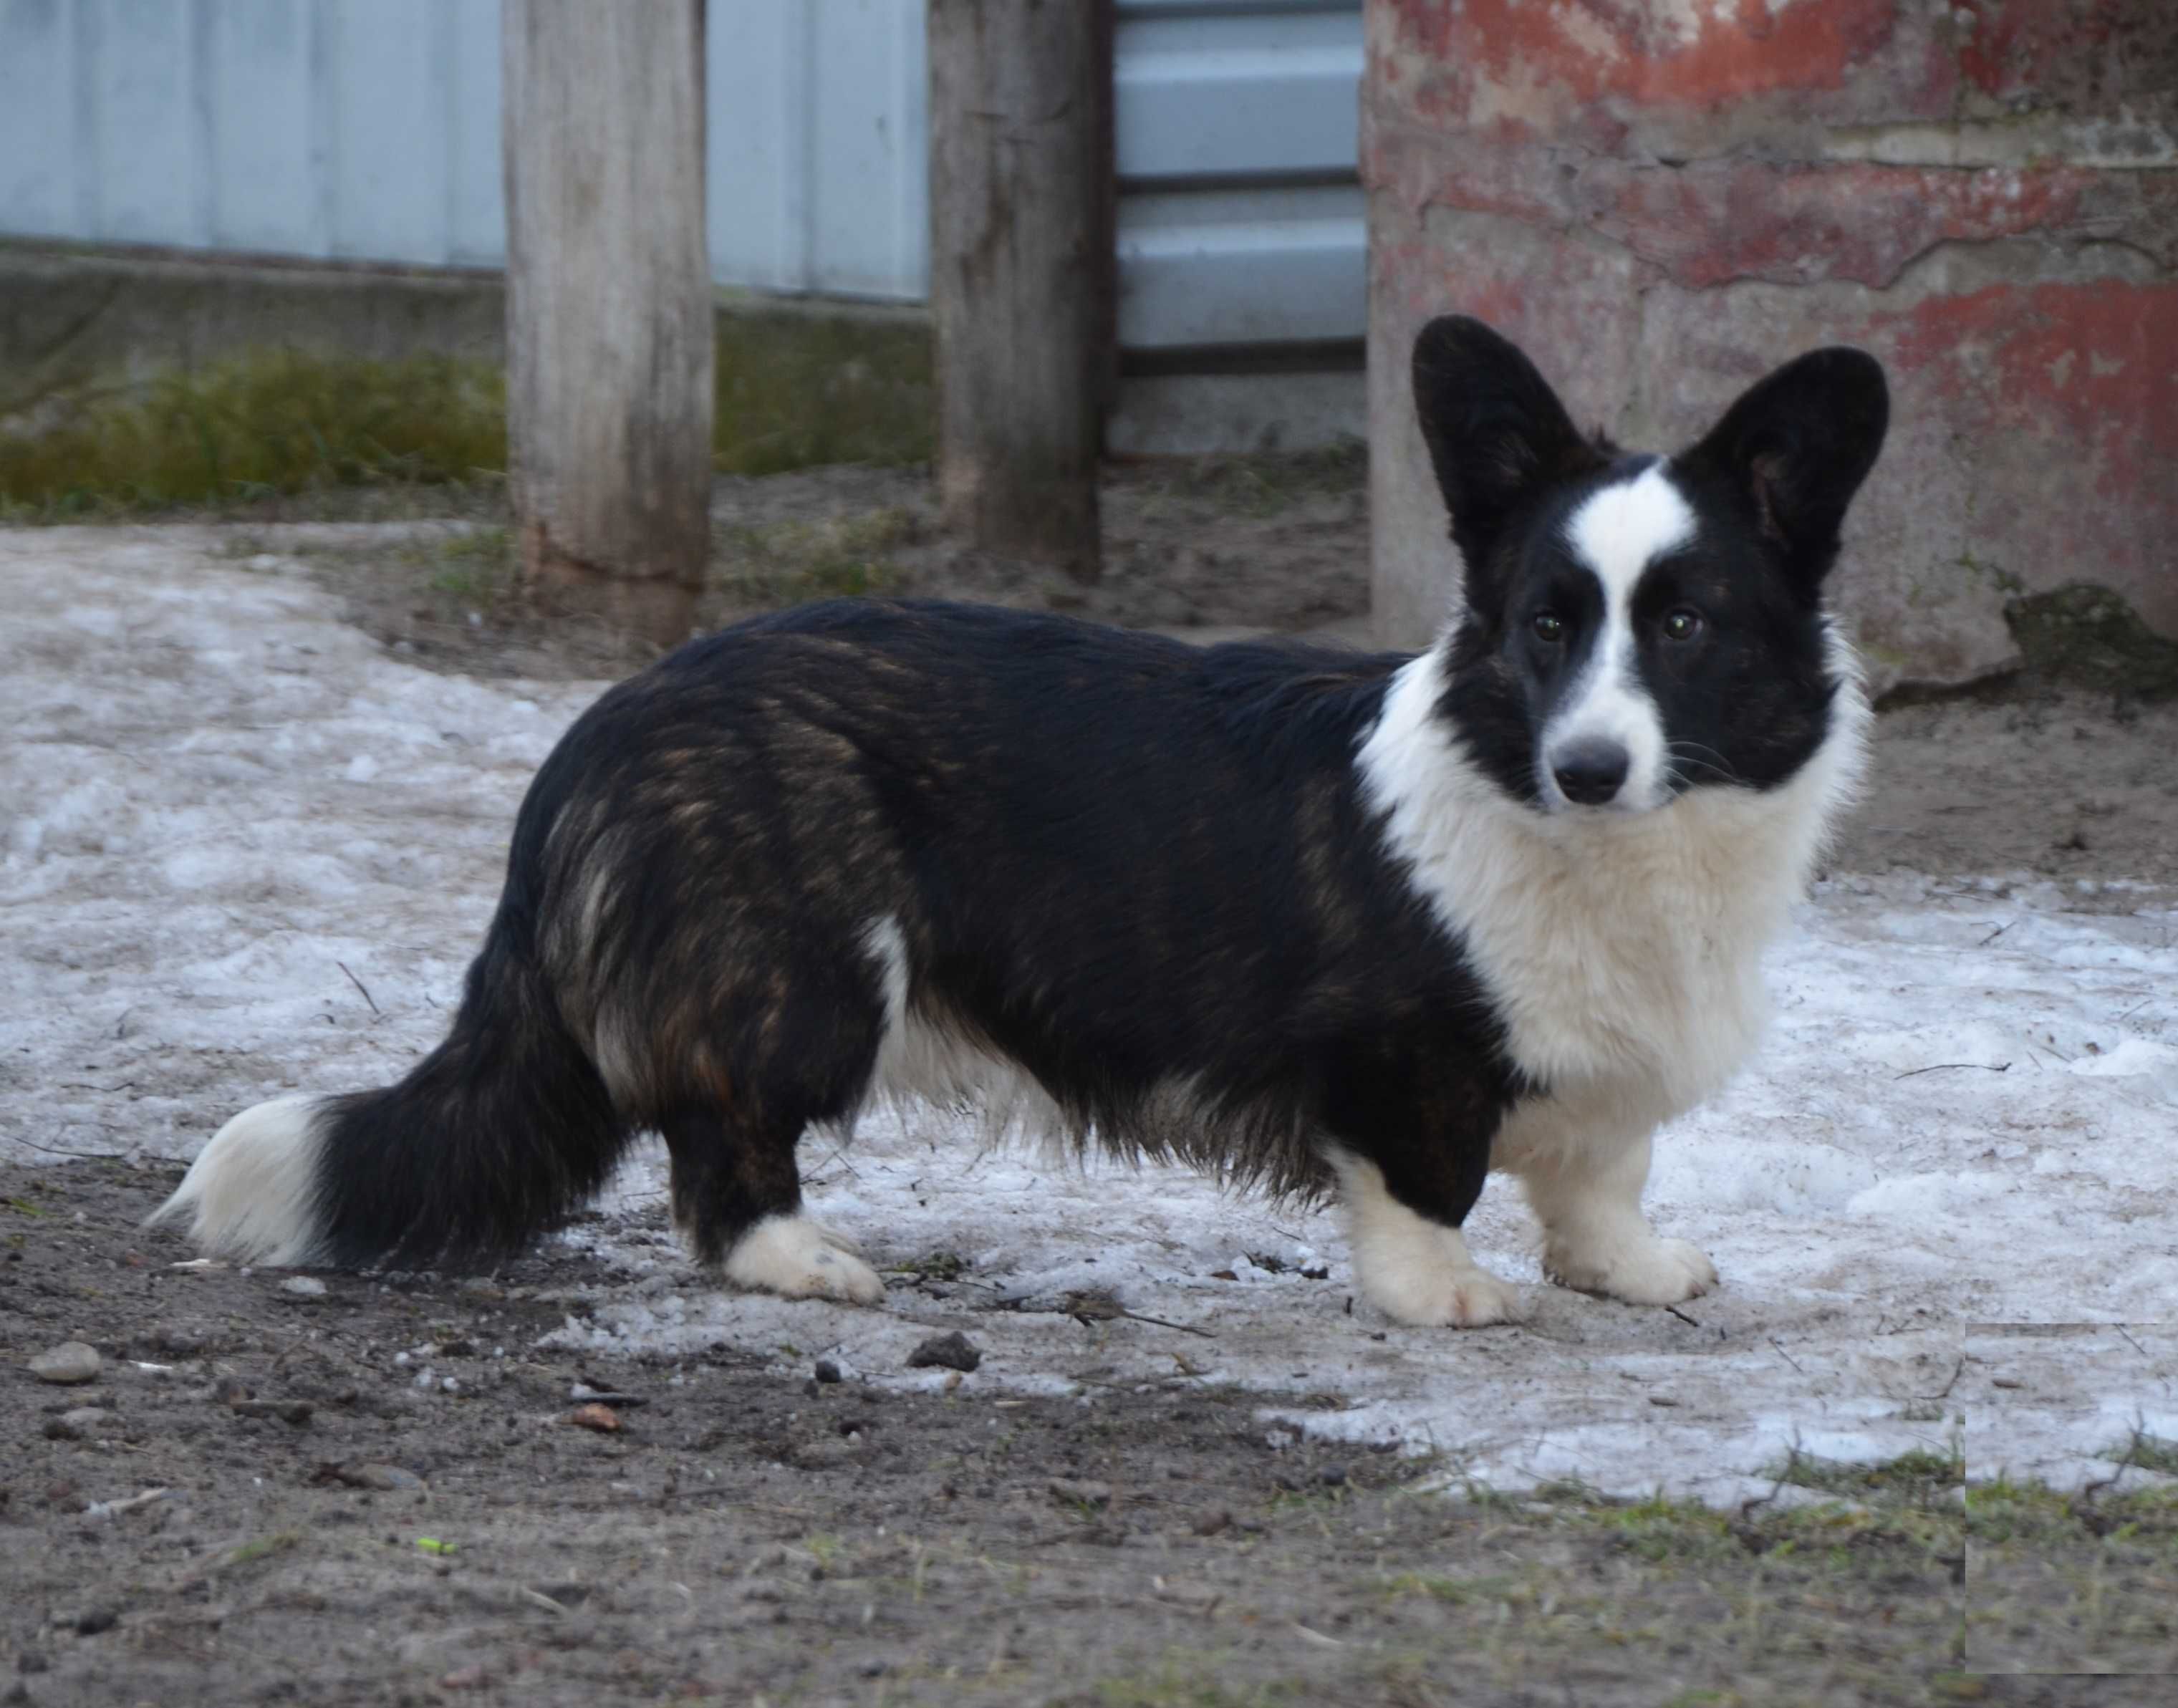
[724,1215,886,1306]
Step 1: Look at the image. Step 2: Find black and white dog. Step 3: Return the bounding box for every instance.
[155,317,1887,1328]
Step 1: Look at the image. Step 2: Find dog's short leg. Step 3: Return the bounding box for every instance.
[660,1107,884,1306]
[1329,1149,1519,1328]
[1516,1128,1717,1306]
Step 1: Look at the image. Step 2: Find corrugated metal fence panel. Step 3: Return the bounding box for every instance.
[0,0,504,266]
[84,0,206,249]
[1117,184,1364,349]
[0,0,1357,339]
[207,0,320,256]
[0,1,76,238]
[806,0,926,299]
[444,0,505,265]
[708,0,927,301]
[1115,4,1360,180]
[1114,0,1363,350]
[322,0,452,264]
[708,0,804,293]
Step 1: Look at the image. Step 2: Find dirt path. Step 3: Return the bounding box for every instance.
[10,1157,2172,1707]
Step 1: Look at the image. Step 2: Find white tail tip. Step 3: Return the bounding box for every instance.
[148,1096,328,1267]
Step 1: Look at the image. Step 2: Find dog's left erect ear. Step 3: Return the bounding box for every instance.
[1410,316,1606,584]
[1679,347,1889,593]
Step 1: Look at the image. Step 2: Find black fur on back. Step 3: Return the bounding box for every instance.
[546,603,1523,1189]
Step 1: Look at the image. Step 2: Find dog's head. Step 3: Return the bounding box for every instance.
[1412,317,1887,815]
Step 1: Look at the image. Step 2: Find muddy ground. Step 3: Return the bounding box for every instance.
[4,458,2177,1704]
[6,1159,2175,1707]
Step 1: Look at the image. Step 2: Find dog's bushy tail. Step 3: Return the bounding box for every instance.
[150,901,625,1270]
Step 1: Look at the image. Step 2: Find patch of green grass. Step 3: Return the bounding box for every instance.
[1419,1479,1965,1581]
[1590,1492,1739,1564]
[1967,1473,2178,1552]
[715,298,932,477]
[2,298,931,519]
[1380,1568,1525,1606]
[1089,1654,1296,1708]
[209,1533,302,1574]
[1131,441,1365,520]
[1765,1442,1964,1505]
[713,508,916,606]
[423,526,516,599]
[888,1249,970,1283]
[0,349,506,516]
[2106,1432,2178,1478]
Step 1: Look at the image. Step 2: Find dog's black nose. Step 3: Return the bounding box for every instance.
[1551,739,1629,806]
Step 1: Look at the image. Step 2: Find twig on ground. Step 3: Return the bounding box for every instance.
[1063,1287,1217,1339]
[1740,1434,1803,1518]
[336,961,380,1017]
[8,1135,130,1160]
[1914,1356,1966,1403]
[1894,1061,2011,1080]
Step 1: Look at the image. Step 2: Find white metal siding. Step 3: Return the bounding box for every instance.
[0,0,505,266]
[1115,5,1359,180]
[0,0,1362,345]
[1114,0,1363,350]
[707,0,927,301]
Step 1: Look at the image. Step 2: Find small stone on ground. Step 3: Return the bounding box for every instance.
[27,1343,100,1386]
[905,1332,980,1373]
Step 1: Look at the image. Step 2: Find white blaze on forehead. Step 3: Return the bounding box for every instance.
[1565,461,1697,597]
[1546,463,1697,810]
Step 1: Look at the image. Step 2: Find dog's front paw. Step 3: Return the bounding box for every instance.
[1546,1232,1716,1306]
[806,1217,867,1260]
[1362,1246,1524,1328]
[724,1215,887,1305]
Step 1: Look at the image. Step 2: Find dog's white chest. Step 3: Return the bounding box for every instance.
[1357,647,1863,1119]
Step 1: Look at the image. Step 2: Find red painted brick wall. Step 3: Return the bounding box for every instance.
[1365,0,2178,690]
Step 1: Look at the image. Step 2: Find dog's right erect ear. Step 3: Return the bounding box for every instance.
[1411,317,1601,581]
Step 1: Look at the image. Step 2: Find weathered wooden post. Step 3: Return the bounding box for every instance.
[503,0,713,645]
[928,0,1112,581]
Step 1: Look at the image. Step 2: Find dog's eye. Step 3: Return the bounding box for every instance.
[1530,612,1566,644]
[1662,609,1704,642]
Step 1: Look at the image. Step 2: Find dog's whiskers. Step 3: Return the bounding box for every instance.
[1666,740,1745,786]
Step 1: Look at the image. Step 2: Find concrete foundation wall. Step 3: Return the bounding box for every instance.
[2,241,1357,465]
[1364,0,2177,694]
[1,245,506,412]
